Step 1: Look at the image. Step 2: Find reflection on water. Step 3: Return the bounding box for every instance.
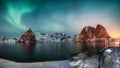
[20,43,36,56]
[81,42,107,53]
[81,41,120,53]
[0,41,119,62]
[0,42,81,62]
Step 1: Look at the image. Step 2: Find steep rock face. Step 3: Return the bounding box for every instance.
[74,24,110,42]
[95,24,110,38]
[19,28,36,43]
[73,26,95,42]
[79,26,95,42]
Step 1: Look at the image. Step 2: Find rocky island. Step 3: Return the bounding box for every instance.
[73,24,111,43]
[18,28,36,44]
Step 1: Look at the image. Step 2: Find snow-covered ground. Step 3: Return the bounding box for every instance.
[0,59,71,68]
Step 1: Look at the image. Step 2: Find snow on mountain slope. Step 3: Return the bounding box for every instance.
[35,32,72,42]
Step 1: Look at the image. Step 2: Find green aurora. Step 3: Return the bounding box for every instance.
[4,0,36,30]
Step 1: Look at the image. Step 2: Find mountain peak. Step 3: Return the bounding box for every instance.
[18,28,36,43]
[27,28,32,32]
[95,24,110,38]
[73,24,110,43]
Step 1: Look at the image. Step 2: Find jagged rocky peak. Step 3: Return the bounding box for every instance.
[73,24,110,43]
[95,24,110,38]
[35,32,71,42]
[18,28,36,43]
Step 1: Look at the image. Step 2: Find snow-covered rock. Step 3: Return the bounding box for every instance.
[99,47,120,68]
[69,46,120,68]
[69,53,99,68]
[35,33,51,42]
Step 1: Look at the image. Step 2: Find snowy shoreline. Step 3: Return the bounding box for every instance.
[0,58,71,68]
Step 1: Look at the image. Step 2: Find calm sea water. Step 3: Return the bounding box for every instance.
[0,42,82,62]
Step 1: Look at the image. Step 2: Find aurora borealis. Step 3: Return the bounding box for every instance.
[4,0,36,30]
[0,0,120,38]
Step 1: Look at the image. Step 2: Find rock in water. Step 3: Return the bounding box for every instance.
[18,28,36,43]
[95,24,110,38]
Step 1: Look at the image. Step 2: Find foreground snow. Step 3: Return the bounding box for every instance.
[0,59,71,68]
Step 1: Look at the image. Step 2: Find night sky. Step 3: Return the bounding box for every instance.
[0,0,120,38]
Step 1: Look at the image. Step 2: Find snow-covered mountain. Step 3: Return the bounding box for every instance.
[0,32,72,43]
[0,37,17,44]
[35,32,72,42]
